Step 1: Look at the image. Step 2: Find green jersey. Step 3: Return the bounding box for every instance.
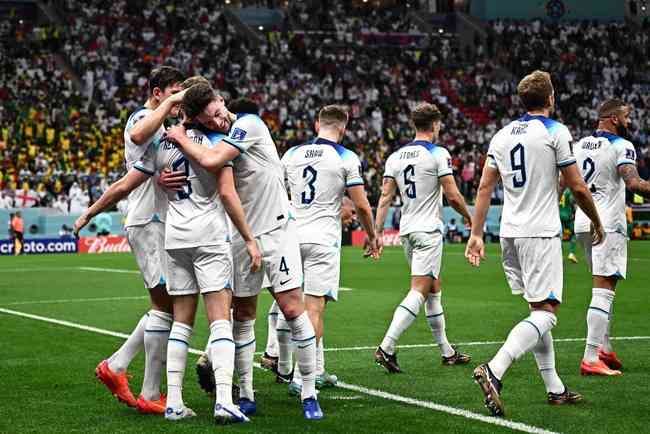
[559,189,574,221]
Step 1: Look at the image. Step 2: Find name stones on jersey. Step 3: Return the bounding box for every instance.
[399,150,420,159]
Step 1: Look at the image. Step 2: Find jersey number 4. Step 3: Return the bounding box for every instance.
[510,144,526,188]
[404,164,416,198]
[301,165,317,204]
[171,157,193,200]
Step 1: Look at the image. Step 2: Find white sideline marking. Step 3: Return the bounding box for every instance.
[2,296,149,306]
[77,267,140,274]
[0,307,559,434]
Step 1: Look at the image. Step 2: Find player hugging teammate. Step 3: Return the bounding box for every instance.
[75,66,648,425]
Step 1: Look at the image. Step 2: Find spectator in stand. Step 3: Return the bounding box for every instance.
[53,194,69,214]
[0,190,12,208]
[11,211,24,255]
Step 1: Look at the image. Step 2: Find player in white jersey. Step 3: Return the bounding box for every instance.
[167,93,323,420]
[84,66,183,413]
[465,71,604,416]
[280,105,379,394]
[373,103,473,373]
[75,81,256,423]
[574,99,650,376]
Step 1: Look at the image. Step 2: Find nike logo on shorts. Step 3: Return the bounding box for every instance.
[280,279,291,286]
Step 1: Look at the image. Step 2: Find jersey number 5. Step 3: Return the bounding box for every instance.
[171,157,193,200]
[510,144,526,188]
[404,164,416,199]
[301,165,317,204]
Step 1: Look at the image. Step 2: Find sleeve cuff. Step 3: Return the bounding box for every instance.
[438,169,453,177]
[346,181,364,187]
[617,160,636,167]
[134,165,154,176]
[557,159,576,168]
[383,175,395,179]
[223,138,246,154]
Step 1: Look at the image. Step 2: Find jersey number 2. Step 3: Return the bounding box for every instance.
[171,157,192,200]
[510,144,526,188]
[301,165,317,204]
[404,164,416,199]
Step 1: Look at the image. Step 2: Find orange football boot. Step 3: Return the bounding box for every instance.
[95,360,137,407]
[136,394,167,414]
[580,359,622,376]
[598,348,623,370]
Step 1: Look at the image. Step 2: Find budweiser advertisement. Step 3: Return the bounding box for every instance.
[351,229,402,247]
[78,236,132,254]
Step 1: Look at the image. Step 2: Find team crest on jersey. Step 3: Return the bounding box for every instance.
[231,128,247,141]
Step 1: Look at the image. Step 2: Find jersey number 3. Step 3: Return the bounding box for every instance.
[171,157,193,200]
[510,144,526,188]
[301,165,317,204]
[404,164,416,198]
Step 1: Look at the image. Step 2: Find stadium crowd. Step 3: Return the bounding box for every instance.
[1,1,649,212]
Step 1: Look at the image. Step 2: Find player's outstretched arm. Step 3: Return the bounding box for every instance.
[348,185,379,259]
[216,166,261,272]
[465,164,498,267]
[374,177,397,257]
[167,124,240,173]
[619,164,650,198]
[440,175,473,228]
[74,169,149,236]
[561,164,604,245]
[129,89,187,145]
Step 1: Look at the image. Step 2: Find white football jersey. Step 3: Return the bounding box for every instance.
[282,137,364,247]
[123,107,167,227]
[223,114,290,239]
[383,140,453,236]
[574,131,636,234]
[487,114,575,238]
[135,125,230,250]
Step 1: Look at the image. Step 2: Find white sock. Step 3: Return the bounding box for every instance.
[276,312,294,376]
[293,361,303,385]
[425,292,454,357]
[288,312,317,401]
[233,319,256,401]
[166,322,193,409]
[533,331,564,394]
[208,320,235,405]
[266,301,280,358]
[108,313,148,373]
[316,338,325,375]
[488,310,557,380]
[584,288,614,362]
[380,290,424,355]
[603,303,614,353]
[141,310,173,400]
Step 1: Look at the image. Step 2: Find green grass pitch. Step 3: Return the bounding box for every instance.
[1,243,649,433]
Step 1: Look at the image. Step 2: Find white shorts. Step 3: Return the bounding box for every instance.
[126,222,166,290]
[166,244,232,296]
[232,220,303,298]
[501,237,563,303]
[400,231,443,279]
[301,243,340,301]
[577,232,627,279]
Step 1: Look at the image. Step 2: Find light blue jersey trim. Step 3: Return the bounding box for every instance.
[222,138,246,153]
[133,165,154,176]
[557,159,576,168]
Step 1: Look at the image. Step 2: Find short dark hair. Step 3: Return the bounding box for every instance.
[229,97,259,115]
[517,70,553,111]
[181,75,211,90]
[410,103,442,131]
[148,66,183,95]
[598,98,628,118]
[318,105,348,128]
[183,83,217,119]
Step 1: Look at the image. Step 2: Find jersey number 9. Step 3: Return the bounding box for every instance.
[510,144,526,188]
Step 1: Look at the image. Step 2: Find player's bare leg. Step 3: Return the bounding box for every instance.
[274,288,323,420]
[205,289,249,424]
[232,295,259,415]
[165,294,198,421]
[581,275,622,375]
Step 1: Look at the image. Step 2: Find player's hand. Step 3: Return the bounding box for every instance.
[363,235,380,259]
[166,88,188,106]
[246,239,262,273]
[465,235,485,267]
[158,168,187,192]
[591,223,605,246]
[73,213,90,238]
[166,124,187,145]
